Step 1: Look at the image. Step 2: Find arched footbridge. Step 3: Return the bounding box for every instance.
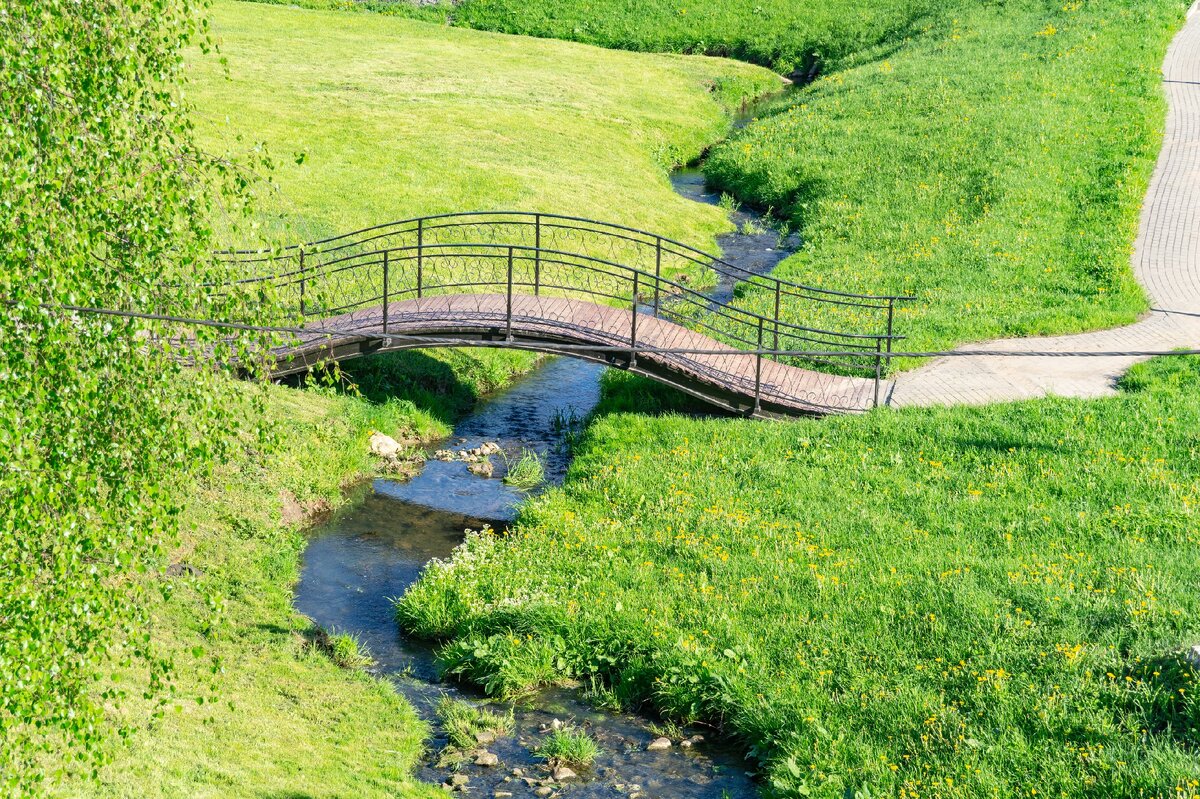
[220,213,907,418]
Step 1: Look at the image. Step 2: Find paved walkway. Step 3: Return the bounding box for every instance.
[890,2,1200,407]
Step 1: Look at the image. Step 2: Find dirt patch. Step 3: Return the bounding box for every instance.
[280,490,334,527]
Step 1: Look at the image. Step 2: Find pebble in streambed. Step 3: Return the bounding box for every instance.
[294,358,760,798]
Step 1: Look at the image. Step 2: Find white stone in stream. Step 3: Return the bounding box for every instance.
[368,431,402,459]
[647,737,671,751]
[475,730,496,744]
[1187,645,1200,667]
[479,441,501,455]
[449,774,470,787]
[534,788,553,798]
[551,766,577,781]
[474,750,499,767]
[494,793,514,799]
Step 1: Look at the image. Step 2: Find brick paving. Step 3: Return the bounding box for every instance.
[890,3,1200,407]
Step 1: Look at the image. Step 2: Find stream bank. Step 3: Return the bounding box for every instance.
[292,122,798,798]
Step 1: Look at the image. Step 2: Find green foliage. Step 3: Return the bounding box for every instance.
[502,450,546,491]
[705,0,1181,354]
[399,357,1200,797]
[0,0,278,791]
[435,697,514,751]
[59,382,446,798]
[323,631,374,670]
[535,727,601,769]
[262,0,954,77]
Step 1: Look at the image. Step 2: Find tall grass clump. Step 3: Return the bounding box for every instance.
[535,727,601,769]
[436,697,514,751]
[502,450,546,490]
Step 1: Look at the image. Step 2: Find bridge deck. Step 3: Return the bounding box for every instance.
[274,294,883,416]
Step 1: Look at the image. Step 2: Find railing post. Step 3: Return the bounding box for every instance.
[873,337,883,409]
[885,299,896,363]
[506,246,514,342]
[773,281,781,351]
[754,317,763,415]
[630,272,639,369]
[416,217,424,299]
[382,249,389,334]
[534,213,541,297]
[653,236,662,317]
[298,246,306,316]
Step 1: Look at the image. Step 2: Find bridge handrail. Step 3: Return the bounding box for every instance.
[214,211,913,305]
[225,241,903,344]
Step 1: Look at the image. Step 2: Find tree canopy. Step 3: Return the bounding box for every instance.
[0,0,274,792]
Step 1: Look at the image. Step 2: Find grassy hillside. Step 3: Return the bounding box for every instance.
[191,0,780,246]
[705,0,1181,354]
[400,357,1200,798]
[251,0,952,76]
[267,0,1187,354]
[55,376,467,799]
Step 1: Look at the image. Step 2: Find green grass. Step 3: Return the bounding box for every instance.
[321,630,376,669]
[254,0,953,77]
[398,357,1200,798]
[275,0,1188,356]
[54,381,454,799]
[435,697,514,751]
[705,0,1183,356]
[190,0,782,410]
[503,449,546,490]
[191,0,780,248]
[336,348,546,426]
[534,726,601,769]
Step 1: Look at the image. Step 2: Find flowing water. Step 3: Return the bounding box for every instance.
[293,159,793,797]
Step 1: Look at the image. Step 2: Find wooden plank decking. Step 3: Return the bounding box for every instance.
[272,293,884,416]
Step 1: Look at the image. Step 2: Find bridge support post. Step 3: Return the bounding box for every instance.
[416,218,424,299]
[773,282,781,351]
[298,246,306,317]
[534,213,541,297]
[506,246,514,342]
[630,272,639,368]
[873,338,883,409]
[653,237,662,317]
[754,317,763,415]
[382,249,389,334]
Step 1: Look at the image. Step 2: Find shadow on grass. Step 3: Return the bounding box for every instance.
[1123,650,1200,750]
[590,369,723,421]
[283,349,481,427]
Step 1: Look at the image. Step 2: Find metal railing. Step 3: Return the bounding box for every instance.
[217,212,909,414]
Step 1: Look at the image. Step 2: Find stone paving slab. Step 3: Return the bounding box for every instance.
[891,2,1200,407]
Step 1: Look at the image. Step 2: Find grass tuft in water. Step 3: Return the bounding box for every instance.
[436,697,514,752]
[502,449,545,490]
[535,726,601,769]
[312,628,374,670]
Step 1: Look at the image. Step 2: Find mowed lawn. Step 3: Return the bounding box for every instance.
[400,358,1200,798]
[299,0,1186,353]
[191,0,780,246]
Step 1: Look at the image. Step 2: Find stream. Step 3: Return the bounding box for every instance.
[293,157,797,798]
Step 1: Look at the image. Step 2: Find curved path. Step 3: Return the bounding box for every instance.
[273,293,880,417]
[891,3,1200,407]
